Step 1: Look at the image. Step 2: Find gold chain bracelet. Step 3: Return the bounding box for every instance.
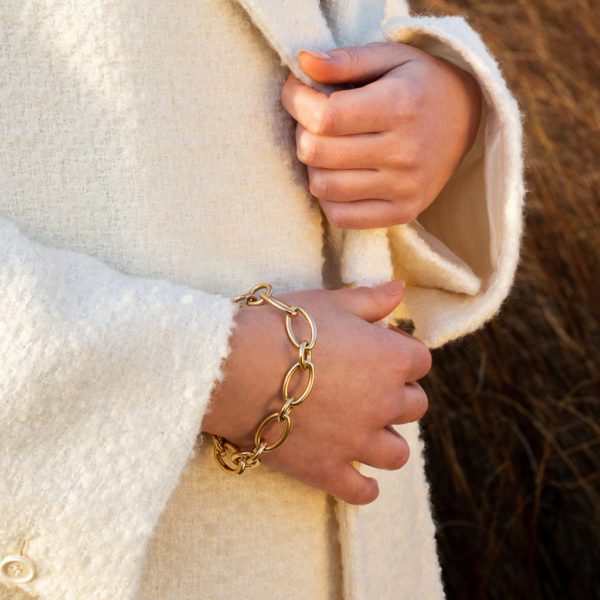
[211,283,317,475]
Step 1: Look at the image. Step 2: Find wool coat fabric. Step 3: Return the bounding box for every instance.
[0,0,524,598]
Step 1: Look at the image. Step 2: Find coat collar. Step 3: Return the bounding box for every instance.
[232,0,408,80]
[232,0,336,87]
[231,0,396,290]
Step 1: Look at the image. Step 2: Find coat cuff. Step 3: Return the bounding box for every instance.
[381,15,525,348]
[0,220,240,599]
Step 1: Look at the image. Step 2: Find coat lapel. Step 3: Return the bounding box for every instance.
[232,0,336,87]
[231,0,395,292]
[229,3,398,599]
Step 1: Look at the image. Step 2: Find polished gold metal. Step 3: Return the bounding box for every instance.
[213,437,247,474]
[277,396,295,420]
[298,341,312,369]
[285,306,317,349]
[281,361,315,406]
[211,283,317,475]
[254,412,291,451]
[261,293,298,315]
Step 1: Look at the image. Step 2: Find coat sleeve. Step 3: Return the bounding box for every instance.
[0,218,240,599]
[379,10,525,348]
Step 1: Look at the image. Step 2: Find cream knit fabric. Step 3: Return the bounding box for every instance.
[0,0,524,598]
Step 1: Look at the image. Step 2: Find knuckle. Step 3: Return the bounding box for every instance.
[408,168,429,196]
[323,203,349,228]
[297,134,320,165]
[412,343,432,379]
[391,176,415,200]
[388,137,429,172]
[380,393,404,423]
[397,143,421,170]
[399,82,423,118]
[385,82,409,121]
[394,202,421,225]
[313,104,334,135]
[280,76,292,105]
[381,440,410,471]
[344,477,379,505]
[338,47,363,76]
[396,385,429,422]
[387,145,414,170]
[370,434,410,471]
[391,343,414,377]
[389,189,423,223]
[309,171,329,198]
[387,438,410,470]
[391,339,431,380]
[313,459,340,485]
[414,386,430,419]
[357,286,390,318]
[363,285,386,307]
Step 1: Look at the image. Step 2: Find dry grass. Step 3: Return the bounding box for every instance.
[410,1,600,598]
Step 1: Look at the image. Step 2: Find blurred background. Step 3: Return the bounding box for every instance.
[414,1,599,598]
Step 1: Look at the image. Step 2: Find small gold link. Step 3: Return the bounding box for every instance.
[234,457,247,474]
[212,435,227,456]
[246,283,272,305]
[259,293,298,315]
[278,396,295,420]
[298,341,312,369]
[213,439,245,474]
[232,450,262,471]
[250,283,273,296]
[246,441,268,464]
[233,283,273,306]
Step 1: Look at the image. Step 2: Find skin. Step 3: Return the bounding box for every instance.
[202,282,431,505]
[281,42,483,229]
[202,43,479,504]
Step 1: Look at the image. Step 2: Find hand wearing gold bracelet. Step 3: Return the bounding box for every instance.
[201,280,431,505]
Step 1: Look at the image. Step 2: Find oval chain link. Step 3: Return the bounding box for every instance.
[282,361,315,406]
[254,412,291,451]
[285,307,317,349]
[211,283,317,474]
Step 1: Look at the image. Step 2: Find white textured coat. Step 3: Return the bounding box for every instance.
[0,0,524,598]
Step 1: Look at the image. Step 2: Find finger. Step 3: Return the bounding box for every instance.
[282,74,395,135]
[330,280,405,323]
[358,428,410,471]
[319,197,413,229]
[388,382,429,424]
[296,124,386,170]
[281,75,330,134]
[308,166,393,202]
[326,463,380,505]
[394,337,432,382]
[298,43,417,85]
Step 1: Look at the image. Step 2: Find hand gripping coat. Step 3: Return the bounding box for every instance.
[0,0,524,598]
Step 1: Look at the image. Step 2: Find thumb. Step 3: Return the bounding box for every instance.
[331,280,405,323]
[298,42,414,85]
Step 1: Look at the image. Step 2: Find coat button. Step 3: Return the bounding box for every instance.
[0,554,36,584]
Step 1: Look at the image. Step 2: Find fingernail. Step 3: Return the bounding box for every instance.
[383,280,406,294]
[299,50,332,60]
